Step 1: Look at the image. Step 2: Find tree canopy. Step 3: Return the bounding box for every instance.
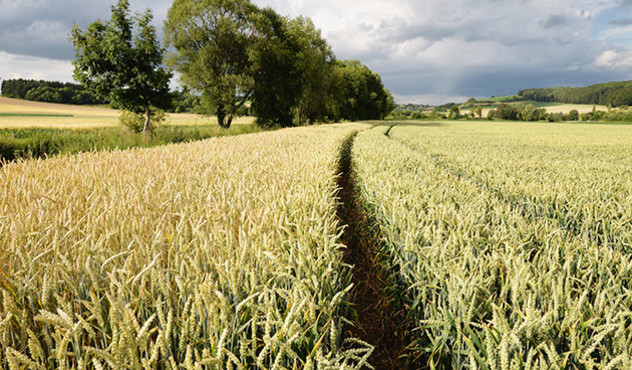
[71,0,172,133]
[518,80,632,107]
[0,79,107,105]
[248,7,303,127]
[165,0,394,128]
[165,0,257,129]
[333,60,396,122]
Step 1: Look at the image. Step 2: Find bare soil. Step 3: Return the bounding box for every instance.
[335,132,409,369]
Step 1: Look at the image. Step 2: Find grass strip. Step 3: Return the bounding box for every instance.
[0,124,262,164]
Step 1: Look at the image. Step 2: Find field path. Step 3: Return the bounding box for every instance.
[336,130,410,369]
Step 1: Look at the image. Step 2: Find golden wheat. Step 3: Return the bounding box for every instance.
[0,123,371,368]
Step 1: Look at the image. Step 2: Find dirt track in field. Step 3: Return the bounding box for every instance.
[336,132,410,369]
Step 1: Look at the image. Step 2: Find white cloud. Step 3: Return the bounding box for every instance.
[0,51,74,83]
[595,49,632,69]
[596,23,632,42]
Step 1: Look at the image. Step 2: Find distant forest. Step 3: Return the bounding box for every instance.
[518,80,632,107]
[1,78,109,105]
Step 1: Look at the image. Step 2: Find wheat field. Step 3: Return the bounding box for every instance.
[352,122,632,369]
[3,119,632,369]
[0,123,372,368]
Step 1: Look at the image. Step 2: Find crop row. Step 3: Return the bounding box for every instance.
[352,123,632,369]
[391,122,632,251]
[0,123,371,369]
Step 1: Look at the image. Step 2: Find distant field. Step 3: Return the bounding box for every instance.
[461,100,607,116]
[0,97,254,129]
[479,94,518,102]
[0,113,73,117]
[544,103,607,114]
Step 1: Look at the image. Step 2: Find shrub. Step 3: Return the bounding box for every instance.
[120,108,166,133]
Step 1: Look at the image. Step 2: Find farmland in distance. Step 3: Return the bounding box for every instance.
[0,97,254,129]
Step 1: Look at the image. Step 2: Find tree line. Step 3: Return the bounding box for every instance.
[518,80,632,107]
[0,78,208,114]
[390,103,583,122]
[69,0,395,133]
[489,103,632,123]
[491,103,580,122]
[1,79,108,105]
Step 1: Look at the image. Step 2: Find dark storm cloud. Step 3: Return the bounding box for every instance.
[2,0,632,104]
[381,58,609,99]
[0,0,109,60]
[382,64,632,104]
[0,0,170,61]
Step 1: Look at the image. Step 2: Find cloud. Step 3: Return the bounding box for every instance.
[0,0,169,61]
[1,0,632,104]
[542,15,572,28]
[0,0,108,60]
[609,18,632,26]
[0,51,74,83]
[595,49,632,69]
[0,20,74,60]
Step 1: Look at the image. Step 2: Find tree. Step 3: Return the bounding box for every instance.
[165,0,257,129]
[495,103,506,120]
[448,105,461,119]
[518,81,632,107]
[473,106,483,119]
[249,7,304,127]
[164,0,394,127]
[71,0,172,134]
[288,17,335,124]
[464,97,477,108]
[0,78,107,105]
[332,60,395,121]
[496,103,518,120]
[520,104,537,121]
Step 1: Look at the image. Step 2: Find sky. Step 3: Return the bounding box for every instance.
[1,0,631,105]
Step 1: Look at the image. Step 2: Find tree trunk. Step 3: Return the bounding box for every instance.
[142,106,152,135]
[217,105,230,129]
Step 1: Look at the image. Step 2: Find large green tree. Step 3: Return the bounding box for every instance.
[288,17,335,124]
[164,0,394,127]
[165,0,256,129]
[71,0,172,134]
[249,7,304,127]
[332,60,395,121]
